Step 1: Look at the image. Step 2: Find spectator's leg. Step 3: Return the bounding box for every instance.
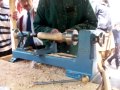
[116,45,120,69]
[115,58,119,69]
[107,53,116,65]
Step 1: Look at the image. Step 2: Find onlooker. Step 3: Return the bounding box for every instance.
[94,0,115,59]
[94,1,118,69]
[0,0,12,57]
[94,0,120,69]
[95,0,112,32]
[34,0,98,54]
[17,0,42,48]
[13,0,42,68]
[108,23,120,69]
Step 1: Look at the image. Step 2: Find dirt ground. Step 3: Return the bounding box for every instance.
[0,55,99,90]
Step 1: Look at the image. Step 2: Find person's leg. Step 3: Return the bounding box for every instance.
[115,44,120,68]
[115,58,119,69]
[107,53,116,65]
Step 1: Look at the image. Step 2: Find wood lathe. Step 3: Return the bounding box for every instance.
[10,29,114,89]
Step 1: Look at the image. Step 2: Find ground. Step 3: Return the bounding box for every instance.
[0,55,120,90]
[0,55,99,90]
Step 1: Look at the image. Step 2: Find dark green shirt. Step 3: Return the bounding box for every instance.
[34,0,98,54]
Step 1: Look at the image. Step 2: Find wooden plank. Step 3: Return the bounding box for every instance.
[9,0,18,50]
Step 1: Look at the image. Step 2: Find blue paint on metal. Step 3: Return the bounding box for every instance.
[11,30,99,80]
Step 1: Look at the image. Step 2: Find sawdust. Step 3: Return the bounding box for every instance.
[0,56,98,90]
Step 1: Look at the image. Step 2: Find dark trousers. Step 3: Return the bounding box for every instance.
[108,45,120,68]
